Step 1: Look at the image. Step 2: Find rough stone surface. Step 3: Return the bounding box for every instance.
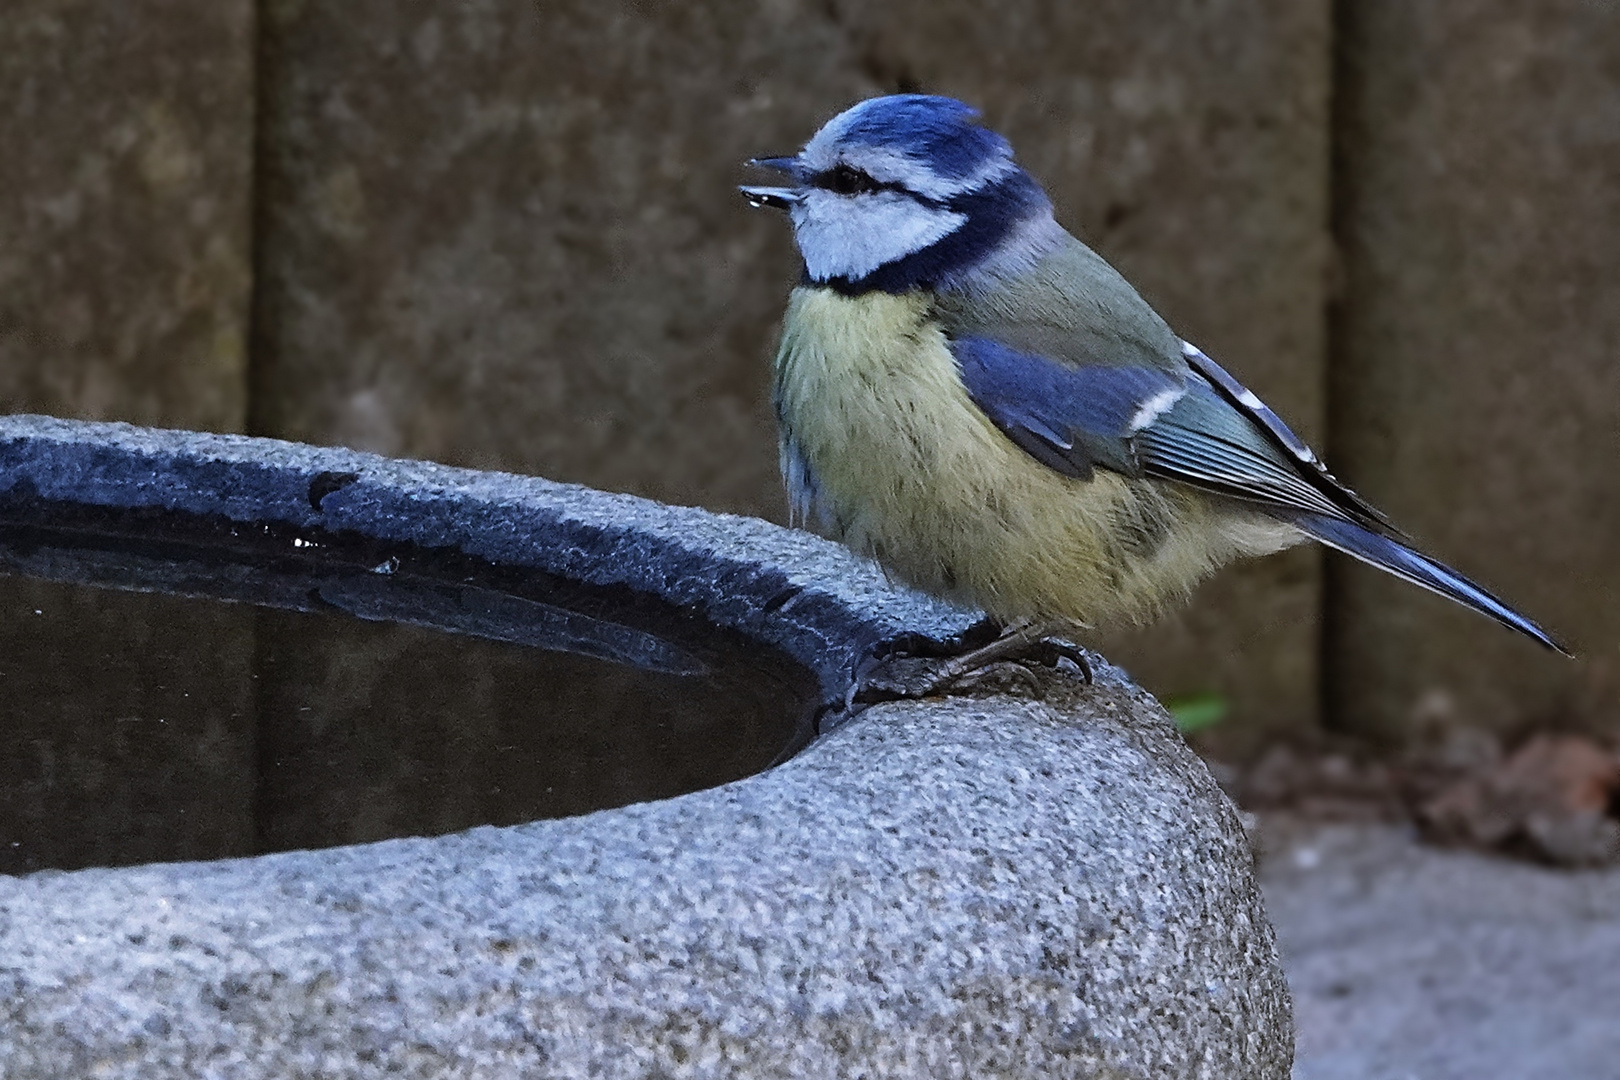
[0,415,976,703]
[0,692,1291,1080]
[249,0,1334,754]
[1329,2,1620,742]
[0,1,254,431]
[0,416,1292,1078]
[1262,816,1620,1080]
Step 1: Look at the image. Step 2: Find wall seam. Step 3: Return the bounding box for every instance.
[1320,0,1356,737]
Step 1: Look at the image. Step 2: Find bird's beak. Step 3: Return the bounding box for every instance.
[739,185,803,211]
[740,156,804,211]
[747,156,801,174]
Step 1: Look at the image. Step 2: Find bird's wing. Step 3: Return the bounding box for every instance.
[936,232,1390,525]
[1132,370,1370,521]
[951,330,1388,528]
[937,233,1194,480]
[951,334,1183,479]
[1176,342,1396,530]
[950,322,1567,653]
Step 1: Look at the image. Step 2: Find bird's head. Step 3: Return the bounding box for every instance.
[742,95,1060,294]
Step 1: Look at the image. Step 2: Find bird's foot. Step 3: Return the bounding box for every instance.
[850,620,1091,708]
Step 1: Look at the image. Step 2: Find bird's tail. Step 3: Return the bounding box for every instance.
[1289,512,1570,655]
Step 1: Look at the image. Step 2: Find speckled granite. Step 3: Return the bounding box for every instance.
[0,415,1292,1078]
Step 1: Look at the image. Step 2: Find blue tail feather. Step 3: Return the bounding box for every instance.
[1291,513,1569,655]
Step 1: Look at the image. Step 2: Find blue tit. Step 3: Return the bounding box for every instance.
[741,94,1566,671]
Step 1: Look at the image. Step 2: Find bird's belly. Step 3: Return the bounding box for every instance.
[772,287,1287,626]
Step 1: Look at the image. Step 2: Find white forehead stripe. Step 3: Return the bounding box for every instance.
[799,115,1016,202]
[803,143,1016,201]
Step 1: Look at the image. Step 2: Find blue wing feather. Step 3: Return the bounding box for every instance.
[952,335,1183,479]
[955,330,1394,531]
[1134,380,1352,519]
[1179,342,1397,530]
[952,331,1341,517]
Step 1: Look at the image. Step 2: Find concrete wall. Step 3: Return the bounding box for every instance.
[1330,2,1620,744]
[0,1,254,431]
[2,1,1611,753]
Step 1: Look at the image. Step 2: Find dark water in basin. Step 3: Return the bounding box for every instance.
[0,503,819,874]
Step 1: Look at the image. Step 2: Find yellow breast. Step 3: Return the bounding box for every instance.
[772,286,1294,628]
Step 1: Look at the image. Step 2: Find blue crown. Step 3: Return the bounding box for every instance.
[831,95,1011,180]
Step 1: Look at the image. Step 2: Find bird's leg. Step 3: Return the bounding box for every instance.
[917,619,1091,690]
[851,618,1092,706]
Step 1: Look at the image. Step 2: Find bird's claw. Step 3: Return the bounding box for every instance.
[846,625,1092,710]
[1022,637,1093,684]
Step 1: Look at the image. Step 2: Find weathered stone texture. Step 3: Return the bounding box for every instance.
[250,0,1334,752]
[0,2,255,431]
[1329,3,1620,742]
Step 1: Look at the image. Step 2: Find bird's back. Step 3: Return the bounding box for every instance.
[933,232,1185,381]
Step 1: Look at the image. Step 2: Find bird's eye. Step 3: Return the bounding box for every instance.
[816,164,884,196]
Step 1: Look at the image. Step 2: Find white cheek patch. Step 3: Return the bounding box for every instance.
[792,190,967,282]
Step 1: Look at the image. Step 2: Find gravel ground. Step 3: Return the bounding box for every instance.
[1258,816,1620,1080]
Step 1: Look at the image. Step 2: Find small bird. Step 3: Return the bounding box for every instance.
[741,95,1566,683]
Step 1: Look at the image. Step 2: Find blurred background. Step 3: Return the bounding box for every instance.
[1,0,1616,765]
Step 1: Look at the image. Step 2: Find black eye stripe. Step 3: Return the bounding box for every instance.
[811,164,882,195]
[811,164,921,200]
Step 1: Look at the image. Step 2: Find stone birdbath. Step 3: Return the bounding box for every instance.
[0,414,1291,1078]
